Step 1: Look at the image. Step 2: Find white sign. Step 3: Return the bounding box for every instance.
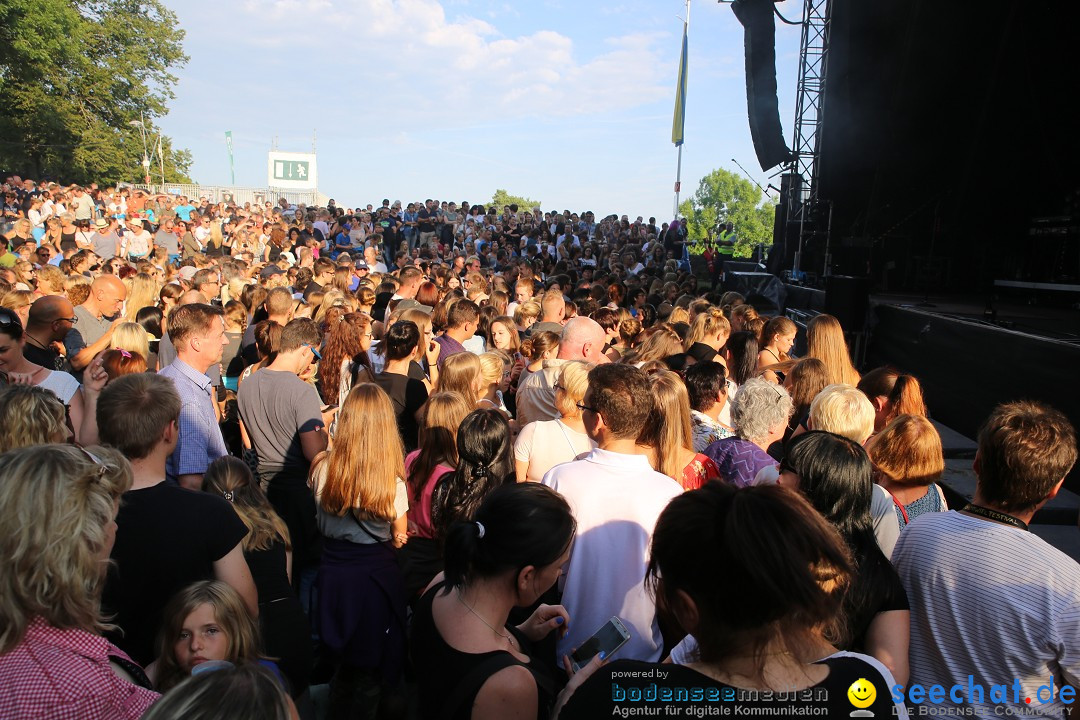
[267,151,317,190]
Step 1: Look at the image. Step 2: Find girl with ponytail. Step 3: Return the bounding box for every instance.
[429,408,515,543]
[857,366,928,433]
[411,482,578,720]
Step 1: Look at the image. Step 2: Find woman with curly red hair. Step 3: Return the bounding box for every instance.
[319,312,375,406]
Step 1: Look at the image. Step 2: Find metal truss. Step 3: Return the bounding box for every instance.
[790,0,833,275]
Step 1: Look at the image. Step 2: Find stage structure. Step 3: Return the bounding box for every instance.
[788,0,832,279]
[733,0,834,282]
[736,0,1080,295]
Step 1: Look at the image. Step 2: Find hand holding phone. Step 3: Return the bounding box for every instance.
[570,616,630,672]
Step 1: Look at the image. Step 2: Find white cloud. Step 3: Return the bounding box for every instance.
[236,0,669,131]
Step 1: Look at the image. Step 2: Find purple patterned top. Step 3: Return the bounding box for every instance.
[703,436,776,488]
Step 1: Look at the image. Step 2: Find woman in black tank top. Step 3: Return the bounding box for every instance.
[409,483,576,720]
[60,215,78,252]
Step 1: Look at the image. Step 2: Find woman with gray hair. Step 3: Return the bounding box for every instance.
[702,377,793,487]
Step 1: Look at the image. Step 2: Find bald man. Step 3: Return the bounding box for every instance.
[64,274,127,379]
[530,291,566,336]
[516,316,609,426]
[24,295,77,371]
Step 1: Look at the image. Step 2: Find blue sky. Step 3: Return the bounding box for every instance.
[158,0,802,221]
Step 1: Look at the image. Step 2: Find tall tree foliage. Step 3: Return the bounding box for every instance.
[679,167,776,257]
[0,0,191,184]
[491,189,541,212]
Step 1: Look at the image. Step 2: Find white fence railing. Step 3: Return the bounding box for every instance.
[132,183,329,208]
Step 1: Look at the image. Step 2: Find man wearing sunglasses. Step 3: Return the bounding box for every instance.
[22,296,77,371]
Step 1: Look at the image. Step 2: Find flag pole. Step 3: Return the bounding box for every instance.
[672,0,691,219]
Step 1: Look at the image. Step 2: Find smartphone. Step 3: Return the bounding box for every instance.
[571,616,630,671]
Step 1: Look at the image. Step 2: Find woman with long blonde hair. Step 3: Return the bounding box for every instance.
[476,350,512,416]
[1,289,32,327]
[638,369,719,490]
[332,266,353,295]
[313,289,354,326]
[806,313,861,386]
[399,307,437,385]
[309,383,409,717]
[124,272,160,322]
[619,325,683,367]
[436,351,482,406]
[11,260,34,290]
[206,218,225,254]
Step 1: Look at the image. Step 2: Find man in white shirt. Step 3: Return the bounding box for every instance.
[364,245,388,274]
[193,214,211,244]
[893,401,1080,719]
[542,364,682,663]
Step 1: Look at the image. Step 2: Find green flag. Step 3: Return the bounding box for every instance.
[672,23,688,147]
[225,130,235,185]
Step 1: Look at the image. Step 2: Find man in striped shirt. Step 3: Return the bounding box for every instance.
[893,401,1080,718]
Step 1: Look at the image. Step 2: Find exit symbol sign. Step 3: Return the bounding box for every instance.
[274,160,309,180]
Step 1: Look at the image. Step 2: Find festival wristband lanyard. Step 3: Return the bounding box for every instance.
[961,503,1029,532]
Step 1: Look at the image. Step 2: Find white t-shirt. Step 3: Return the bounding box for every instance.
[514,419,596,483]
[720,379,737,427]
[542,448,682,663]
[462,335,486,355]
[127,230,152,257]
[38,370,81,405]
[893,510,1080,719]
[515,360,565,427]
[871,482,901,558]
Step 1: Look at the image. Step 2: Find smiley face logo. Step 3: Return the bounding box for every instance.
[848,678,877,713]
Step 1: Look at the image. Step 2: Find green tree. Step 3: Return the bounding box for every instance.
[491,189,541,212]
[0,0,191,184]
[679,167,776,258]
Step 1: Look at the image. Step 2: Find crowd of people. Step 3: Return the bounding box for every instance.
[0,174,1077,720]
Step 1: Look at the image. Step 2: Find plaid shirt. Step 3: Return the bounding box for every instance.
[0,617,159,719]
